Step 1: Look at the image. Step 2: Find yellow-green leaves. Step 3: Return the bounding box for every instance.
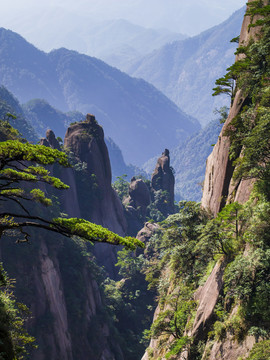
[0,140,69,167]
[53,218,144,250]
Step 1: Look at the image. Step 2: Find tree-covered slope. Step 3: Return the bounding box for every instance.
[22,99,83,138]
[0,86,38,142]
[128,7,245,126]
[140,2,270,359]
[0,28,200,165]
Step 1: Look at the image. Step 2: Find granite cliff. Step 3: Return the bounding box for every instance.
[0,114,130,359]
[141,2,270,359]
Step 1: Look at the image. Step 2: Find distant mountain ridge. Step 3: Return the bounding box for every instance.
[128,7,245,126]
[0,7,187,66]
[23,97,141,182]
[0,28,200,165]
[143,117,223,202]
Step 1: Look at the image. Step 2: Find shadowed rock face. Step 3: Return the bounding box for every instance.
[151,149,175,213]
[46,129,61,150]
[123,178,151,236]
[64,114,127,276]
[64,114,126,234]
[8,119,127,359]
[128,178,151,212]
[40,129,61,150]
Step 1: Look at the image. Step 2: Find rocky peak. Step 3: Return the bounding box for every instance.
[40,129,61,150]
[64,114,112,185]
[46,129,61,150]
[151,149,175,212]
[64,114,127,276]
[127,177,151,214]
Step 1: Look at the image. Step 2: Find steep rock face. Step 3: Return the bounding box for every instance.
[136,222,159,244]
[204,335,255,360]
[128,178,151,215]
[151,149,175,213]
[40,129,81,217]
[0,121,126,359]
[201,89,245,215]
[64,114,127,275]
[142,4,265,360]
[123,178,151,236]
[1,231,122,360]
[64,114,126,235]
[39,240,72,360]
[201,0,260,215]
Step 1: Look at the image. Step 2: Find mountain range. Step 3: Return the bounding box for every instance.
[128,7,245,125]
[0,27,199,165]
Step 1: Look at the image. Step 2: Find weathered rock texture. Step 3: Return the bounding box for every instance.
[151,149,175,212]
[64,114,127,275]
[201,0,261,215]
[64,114,126,235]
[123,177,151,236]
[0,116,128,359]
[203,335,256,360]
[127,177,151,216]
[143,3,263,360]
[201,89,246,215]
[136,222,159,244]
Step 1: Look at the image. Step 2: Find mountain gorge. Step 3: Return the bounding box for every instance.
[1,1,270,360]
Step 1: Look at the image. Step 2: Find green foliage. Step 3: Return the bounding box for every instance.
[0,131,143,250]
[213,106,229,124]
[149,287,196,340]
[0,264,36,359]
[53,218,143,249]
[101,247,155,360]
[198,202,244,258]
[214,1,270,191]
[246,340,270,360]
[0,88,38,143]
[212,73,235,102]
[141,202,211,357]
[112,174,129,201]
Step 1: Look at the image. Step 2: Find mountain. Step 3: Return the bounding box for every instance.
[143,117,223,202]
[22,98,143,181]
[23,99,83,138]
[128,7,245,126]
[0,0,246,37]
[171,118,223,201]
[0,28,200,165]
[142,2,270,359]
[0,86,38,142]
[0,7,187,71]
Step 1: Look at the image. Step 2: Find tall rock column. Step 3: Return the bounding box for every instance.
[64,114,127,276]
[151,149,175,214]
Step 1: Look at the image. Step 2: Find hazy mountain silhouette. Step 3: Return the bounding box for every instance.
[128,7,245,126]
[0,28,200,165]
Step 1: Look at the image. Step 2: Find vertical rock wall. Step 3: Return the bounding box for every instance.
[201,0,261,215]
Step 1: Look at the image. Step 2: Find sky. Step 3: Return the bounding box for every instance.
[0,0,247,36]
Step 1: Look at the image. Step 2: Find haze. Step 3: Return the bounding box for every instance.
[1,0,246,36]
